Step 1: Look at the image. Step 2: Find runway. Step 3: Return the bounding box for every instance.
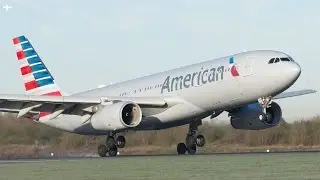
[1,150,320,164]
[1,151,319,180]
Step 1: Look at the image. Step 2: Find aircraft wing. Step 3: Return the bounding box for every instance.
[273,89,317,99]
[0,94,177,118]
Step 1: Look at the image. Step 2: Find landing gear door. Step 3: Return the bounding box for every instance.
[242,56,255,77]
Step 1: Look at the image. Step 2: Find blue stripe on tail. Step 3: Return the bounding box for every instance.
[33,71,51,80]
[31,63,46,72]
[37,78,54,87]
[24,49,37,57]
[21,42,32,50]
[27,57,41,65]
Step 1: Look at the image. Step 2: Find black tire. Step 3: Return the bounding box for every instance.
[185,135,196,147]
[116,136,126,148]
[97,144,107,157]
[177,143,187,155]
[196,135,205,147]
[187,144,197,155]
[108,145,118,157]
[106,136,116,149]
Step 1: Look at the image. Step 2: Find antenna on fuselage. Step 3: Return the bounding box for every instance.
[97,84,107,88]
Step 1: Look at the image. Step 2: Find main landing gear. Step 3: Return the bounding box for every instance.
[176,120,205,155]
[97,133,126,157]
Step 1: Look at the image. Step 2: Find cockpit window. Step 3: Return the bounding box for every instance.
[268,58,274,64]
[288,56,295,62]
[280,58,290,61]
[268,57,292,64]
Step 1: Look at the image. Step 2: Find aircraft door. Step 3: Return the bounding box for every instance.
[242,56,255,77]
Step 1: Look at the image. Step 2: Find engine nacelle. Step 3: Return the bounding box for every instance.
[228,102,282,130]
[90,101,142,131]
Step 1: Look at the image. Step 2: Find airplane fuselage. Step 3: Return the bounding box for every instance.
[40,50,301,135]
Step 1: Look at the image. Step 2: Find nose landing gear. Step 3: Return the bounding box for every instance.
[258,96,272,109]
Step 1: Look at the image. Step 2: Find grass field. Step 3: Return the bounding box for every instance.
[0,153,319,180]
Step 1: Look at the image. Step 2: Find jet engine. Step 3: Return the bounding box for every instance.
[90,101,142,131]
[228,102,282,130]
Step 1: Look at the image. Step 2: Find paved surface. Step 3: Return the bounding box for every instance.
[1,150,320,164]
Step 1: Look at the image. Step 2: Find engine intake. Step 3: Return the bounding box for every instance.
[121,103,141,127]
[90,101,142,131]
[228,102,282,130]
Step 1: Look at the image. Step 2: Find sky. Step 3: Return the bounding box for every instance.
[0,0,319,122]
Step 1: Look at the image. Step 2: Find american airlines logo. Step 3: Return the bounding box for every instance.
[161,65,225,93]
[229,57,239,77]
[161,56,239,93]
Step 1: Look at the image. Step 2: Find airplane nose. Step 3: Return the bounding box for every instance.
[288,62,301,81]
[292,62,301,77]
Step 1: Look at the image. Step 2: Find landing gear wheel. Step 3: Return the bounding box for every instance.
[177,143,187,154]
[178,120,203,155]
[196,135,205,147]
[116,136,126,148]
[97,144,107,157]
[266,112,273,123]
[108,145,118,156]
[106,136,116,149]
[186,135,196,147]
[187,144,197,155]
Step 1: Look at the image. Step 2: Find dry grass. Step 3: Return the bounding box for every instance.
[1,113,320,157]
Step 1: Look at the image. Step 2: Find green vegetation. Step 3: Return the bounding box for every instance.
[1,114,320,157]
[1,153,320,180]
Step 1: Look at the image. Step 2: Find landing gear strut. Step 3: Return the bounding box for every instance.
[97,133,126,157]
[176,120,206,155]
[258,96,273,122]
[258,96,272,109]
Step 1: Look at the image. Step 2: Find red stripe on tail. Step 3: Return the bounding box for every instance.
[20,66,32,75]
[16,51,26,60]
[25,80,38,90]
[39,112,50,117]
[45,91,62,96]
[13,37,20,45]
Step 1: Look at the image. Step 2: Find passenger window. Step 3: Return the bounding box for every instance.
[268,58,274,64]
[274,58,280,63]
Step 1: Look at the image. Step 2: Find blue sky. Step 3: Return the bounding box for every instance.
[0,0,319,121]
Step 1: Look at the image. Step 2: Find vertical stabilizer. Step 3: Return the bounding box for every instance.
[12,35,63,96]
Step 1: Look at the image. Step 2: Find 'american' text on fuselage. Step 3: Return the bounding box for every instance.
[161,65,225,93]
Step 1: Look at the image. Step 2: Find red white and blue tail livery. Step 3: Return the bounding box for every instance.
[13,35,62,96]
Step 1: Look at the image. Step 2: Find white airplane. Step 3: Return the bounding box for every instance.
[2,3,12,12]
[0,35,316,157]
